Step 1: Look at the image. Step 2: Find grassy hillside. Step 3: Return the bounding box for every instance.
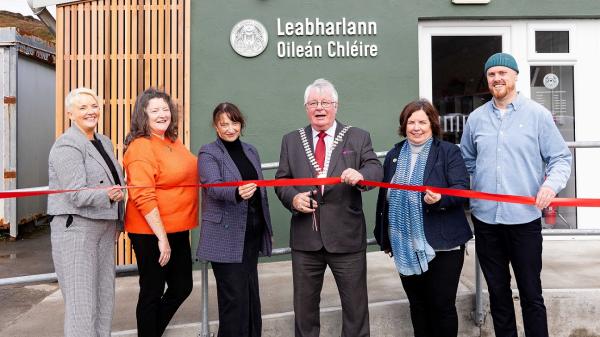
[0,10,53,43]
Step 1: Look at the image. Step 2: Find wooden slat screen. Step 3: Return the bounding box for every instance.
[55,0,191,265]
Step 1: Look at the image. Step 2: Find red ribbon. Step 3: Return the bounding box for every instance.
[1,177,599,207]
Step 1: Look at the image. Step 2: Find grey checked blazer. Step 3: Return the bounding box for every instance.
[275,121,383,253]
[47,126,124,222]
[196,138,273,263]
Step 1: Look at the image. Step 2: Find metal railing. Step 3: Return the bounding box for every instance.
[0,264,138,287]
[1,141,600,336]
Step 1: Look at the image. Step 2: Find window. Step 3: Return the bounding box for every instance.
[535,31,569,53]
[527,23,575,61]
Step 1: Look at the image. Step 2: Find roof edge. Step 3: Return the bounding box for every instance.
[32,0,93,7]
[0,27,56,64]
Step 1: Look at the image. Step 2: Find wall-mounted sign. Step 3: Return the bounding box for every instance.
[230,18,379,59]
[230,19,269,57]
[275,17,379,59]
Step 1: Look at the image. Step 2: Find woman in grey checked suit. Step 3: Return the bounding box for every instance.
[47,87,125,337]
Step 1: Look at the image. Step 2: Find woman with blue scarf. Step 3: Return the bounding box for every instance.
[374,99,472,337]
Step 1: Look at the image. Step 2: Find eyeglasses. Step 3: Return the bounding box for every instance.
[306,100,336,109]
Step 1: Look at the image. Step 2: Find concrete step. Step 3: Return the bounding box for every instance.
[2,240,600,337]
[112,289,600,337]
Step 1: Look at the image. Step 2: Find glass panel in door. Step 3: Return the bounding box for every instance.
[431,36,501,144]
[530,65,577,229]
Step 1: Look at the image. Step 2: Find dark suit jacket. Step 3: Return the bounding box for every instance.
[275,121,383,253]
[196,138,273,263]
[374,138,472,251]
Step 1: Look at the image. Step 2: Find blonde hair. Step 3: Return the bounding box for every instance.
[65,87,100,112]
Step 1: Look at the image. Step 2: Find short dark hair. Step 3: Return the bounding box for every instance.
[212,102,246,132]
[124,88,178,147]
[398,99,442,138]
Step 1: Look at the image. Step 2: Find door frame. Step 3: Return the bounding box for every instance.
[417,19,600,229]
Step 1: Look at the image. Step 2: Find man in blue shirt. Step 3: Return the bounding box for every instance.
[461,52,572,337]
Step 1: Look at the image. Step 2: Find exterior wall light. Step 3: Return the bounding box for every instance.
[452,0,491,4]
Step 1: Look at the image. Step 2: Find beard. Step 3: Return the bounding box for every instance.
[489,81,515,100]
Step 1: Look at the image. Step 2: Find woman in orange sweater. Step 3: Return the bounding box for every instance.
[124,88,198,337]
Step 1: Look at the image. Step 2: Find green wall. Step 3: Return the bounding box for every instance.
[190,0,600,254]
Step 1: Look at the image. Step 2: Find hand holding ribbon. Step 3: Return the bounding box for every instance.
[2,177,600,207]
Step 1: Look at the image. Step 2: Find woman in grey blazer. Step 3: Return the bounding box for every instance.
[47,87,125,337]
[197,102,273,337]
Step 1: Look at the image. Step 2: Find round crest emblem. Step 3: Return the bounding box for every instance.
[543,73,560,90]
[230,19,268,57]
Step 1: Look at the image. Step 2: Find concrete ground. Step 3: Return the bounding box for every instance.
[1,236,600,336]
[0,224,59,333]
[0,225,54,279]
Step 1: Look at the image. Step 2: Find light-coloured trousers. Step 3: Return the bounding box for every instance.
[51,214,117,337]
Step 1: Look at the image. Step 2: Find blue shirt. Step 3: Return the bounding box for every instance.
[460,93,572,224]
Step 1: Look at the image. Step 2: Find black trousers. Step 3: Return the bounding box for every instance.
[211,214,264,337]
[473,216,548,337]
[400,246,465,337]
[129,231,193,337]
[291,249,370,337]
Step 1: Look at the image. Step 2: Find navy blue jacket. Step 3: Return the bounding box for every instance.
[374,138,472,251]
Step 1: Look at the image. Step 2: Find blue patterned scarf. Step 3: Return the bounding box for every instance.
[388,139,435,276]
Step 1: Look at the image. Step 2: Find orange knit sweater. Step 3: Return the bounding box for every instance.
[124,135,198,234]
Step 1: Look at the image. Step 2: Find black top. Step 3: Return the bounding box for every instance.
[90,135,121,186]
[222,138,262,210]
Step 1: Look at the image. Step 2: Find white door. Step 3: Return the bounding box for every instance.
[418,20,600,229]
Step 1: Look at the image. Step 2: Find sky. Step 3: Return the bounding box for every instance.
[0,0,56,19]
